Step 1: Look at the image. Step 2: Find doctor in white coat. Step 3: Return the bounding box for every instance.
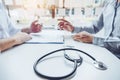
[0,2,42,52]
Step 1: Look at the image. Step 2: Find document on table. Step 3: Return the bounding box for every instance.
[25,30,64,44]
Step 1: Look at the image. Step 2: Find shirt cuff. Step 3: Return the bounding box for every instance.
[93,36,105,47]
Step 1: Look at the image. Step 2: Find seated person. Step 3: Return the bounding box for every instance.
[58,0,120,58]
[0,2,42,52]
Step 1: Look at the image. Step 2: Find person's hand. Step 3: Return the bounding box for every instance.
[30,20,42,33]
[58,19,74,32]
[12,32,32,45]
[73,31,93,43]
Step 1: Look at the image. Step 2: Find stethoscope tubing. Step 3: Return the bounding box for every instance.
[33,48,97,80]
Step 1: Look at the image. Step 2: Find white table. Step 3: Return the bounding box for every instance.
[0,30,120,80]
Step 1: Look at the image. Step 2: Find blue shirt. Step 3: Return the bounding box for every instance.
[73,0,120,55]
[0,3,19,39]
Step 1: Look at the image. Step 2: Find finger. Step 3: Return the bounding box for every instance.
[34,24,42,32]
[59,26,64,30]
[17,33,31,44]
[73,37,82,42]
[73,34,81,38]
[74,33,88,38]
[22,36,31,43]
[58,22,65,30]
[32,20,38,25]
[62,25,70,31]
[58,19,69,23]
[23,35,31,41]
[58,19,66,22]
[58,22,64,26]
[73,34,90,43]
[73,35,82,40]
[58,24,64,30]
[36,24,42,31]
[81,33,88,37]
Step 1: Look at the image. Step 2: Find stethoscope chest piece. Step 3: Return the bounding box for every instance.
[93,61,107,70]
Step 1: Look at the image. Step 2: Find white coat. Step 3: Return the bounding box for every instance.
[0,3,19,39]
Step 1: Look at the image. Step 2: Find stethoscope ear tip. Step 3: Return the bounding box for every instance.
[93,61,107,70]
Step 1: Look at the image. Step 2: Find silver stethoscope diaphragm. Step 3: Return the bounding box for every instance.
[93,61,107,70]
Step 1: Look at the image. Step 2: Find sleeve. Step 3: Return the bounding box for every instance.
[1,3,20,36]
[93,36,120,54]
[92,1,120,54]
[0,25,3,39]
[72,0,110,34]
[72,13,104,34]
[7,16,20,36]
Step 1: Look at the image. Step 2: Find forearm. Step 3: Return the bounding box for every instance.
[0,38,16,52]
[72,14,104,34]
[93,37,120,54]
[72,26,97,34]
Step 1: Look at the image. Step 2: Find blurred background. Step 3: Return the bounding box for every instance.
[1,0,107,31]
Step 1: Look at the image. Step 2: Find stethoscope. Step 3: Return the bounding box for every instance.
[33,48,107,80]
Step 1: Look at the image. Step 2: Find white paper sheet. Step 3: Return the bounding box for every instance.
[25,30,64,44]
